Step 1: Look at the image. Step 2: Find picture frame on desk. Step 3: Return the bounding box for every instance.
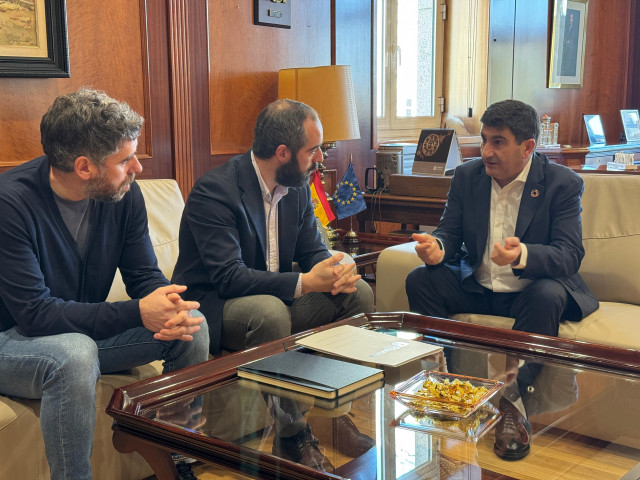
[621,110,640,144]
[583,114,607,147]
[0,0,69,78]
[548,0,588,89]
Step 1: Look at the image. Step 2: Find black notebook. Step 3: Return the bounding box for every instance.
[237,350,384,399]
[238,378,385,410]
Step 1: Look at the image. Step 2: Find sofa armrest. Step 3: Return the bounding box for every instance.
[376,242,422,312]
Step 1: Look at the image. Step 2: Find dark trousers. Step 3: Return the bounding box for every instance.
[405,264,572,337]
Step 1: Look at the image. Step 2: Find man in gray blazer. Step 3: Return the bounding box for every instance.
[406,99,598,460]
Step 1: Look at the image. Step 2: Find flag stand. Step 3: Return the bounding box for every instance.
[343,215,359,244]
[337,154,363,245]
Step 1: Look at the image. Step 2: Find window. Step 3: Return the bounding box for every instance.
[376,0,446,143]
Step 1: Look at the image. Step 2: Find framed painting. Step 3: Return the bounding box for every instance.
[548,0,587,88]
[0,0,69,77]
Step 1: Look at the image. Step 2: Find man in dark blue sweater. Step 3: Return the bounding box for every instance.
[0,89,209,480]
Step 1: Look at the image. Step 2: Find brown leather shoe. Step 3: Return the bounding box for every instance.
[273,425,335,473]
[309,414,375,458]
[333,415,375,457]
[494,397,531,460]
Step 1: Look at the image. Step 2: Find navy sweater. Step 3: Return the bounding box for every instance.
[0,156,169,339]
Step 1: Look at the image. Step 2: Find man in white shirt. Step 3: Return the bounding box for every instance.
[405,99,598,460]
[173,98,373,354]
[172,99,374,471]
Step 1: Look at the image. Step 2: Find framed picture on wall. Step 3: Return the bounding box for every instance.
[0,0,69,78]
[548,0,588,88]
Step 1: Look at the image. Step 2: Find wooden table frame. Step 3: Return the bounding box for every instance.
[106,312,640,480]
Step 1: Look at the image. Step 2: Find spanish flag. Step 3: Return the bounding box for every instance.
[310,170,335,226]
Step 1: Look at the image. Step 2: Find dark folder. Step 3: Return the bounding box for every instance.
[237,350,384,399]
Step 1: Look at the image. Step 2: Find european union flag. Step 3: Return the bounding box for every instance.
[333,164,366,220]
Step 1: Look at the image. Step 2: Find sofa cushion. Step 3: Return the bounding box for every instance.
[0,397,49,479]
[579,175,640,305]
[107,179,185,302]
[452,300,640,351]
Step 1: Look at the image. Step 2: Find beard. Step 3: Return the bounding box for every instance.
[275,151,314,188]
[84,170,135,202]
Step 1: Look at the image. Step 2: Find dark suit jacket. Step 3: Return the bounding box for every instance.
[433,153,598,320]
[172,152,330,352]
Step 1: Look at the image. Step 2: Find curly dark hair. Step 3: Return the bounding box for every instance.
[41,88,143,172]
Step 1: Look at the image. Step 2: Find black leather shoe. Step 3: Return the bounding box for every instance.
[175,461,198,480]
[273,425,335,473]
[494,397,531,460]
[313,414,375,457]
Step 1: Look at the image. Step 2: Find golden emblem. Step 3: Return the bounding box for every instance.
[421,133,448,157]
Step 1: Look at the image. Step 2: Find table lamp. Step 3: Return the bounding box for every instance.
[278,65,361,245]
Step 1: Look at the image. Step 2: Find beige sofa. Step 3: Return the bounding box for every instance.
[376,173,640,350]
[0,179,182,480]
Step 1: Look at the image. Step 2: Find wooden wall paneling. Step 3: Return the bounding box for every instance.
[187,1,215,184]
[626,0,640,110]
[548,0,631,146]
[205,0,332,179]
[168,0,196,196]
[512,0,632,147]
[141,0,173,180]
[0,1,170,179]
[487,0,634,148]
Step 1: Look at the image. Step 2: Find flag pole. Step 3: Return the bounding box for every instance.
[343,154,360,244]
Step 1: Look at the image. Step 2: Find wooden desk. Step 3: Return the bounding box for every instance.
[571,165,640,174]
[538,144,640,167]
[358,193,447,231]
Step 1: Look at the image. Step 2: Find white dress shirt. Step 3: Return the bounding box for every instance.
[474,158,532,292]
[251,152,304,297]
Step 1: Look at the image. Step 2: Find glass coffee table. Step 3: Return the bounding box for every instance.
[107,313,640,479]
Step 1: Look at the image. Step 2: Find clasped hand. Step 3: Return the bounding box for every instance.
[490,236,522,266]
[302,253,361,295]
[139,285,204,341]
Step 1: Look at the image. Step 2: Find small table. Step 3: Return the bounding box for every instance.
[107,313,640,479]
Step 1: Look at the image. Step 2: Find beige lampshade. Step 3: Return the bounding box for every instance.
[278,65,360,142]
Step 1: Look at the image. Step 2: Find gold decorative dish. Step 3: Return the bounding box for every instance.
[391,402,502,440]
[389,370,503,419]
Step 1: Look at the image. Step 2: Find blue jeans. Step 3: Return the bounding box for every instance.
[0,319,209,480]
